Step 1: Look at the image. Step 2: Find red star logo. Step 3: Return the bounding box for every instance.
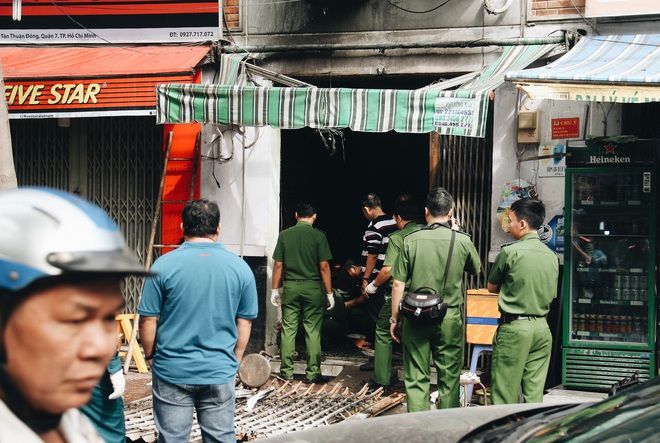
[604,143,616,154]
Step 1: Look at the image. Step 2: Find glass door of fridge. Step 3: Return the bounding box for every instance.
[566,168,654,348]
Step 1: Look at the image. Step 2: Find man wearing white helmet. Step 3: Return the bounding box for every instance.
[0,187,150,442]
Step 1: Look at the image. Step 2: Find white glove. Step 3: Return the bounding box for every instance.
[271,288,282,307]
[108,370,126,400]
[326,293,335,311]
[365,281,378,295]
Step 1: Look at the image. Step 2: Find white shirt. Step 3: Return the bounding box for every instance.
[0,399,104,443]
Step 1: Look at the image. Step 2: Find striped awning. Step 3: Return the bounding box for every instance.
[505,34,660,103]
[155,44,561,134]
[217,53,250,86]
[434,43,562,138]
[156,84,441,133]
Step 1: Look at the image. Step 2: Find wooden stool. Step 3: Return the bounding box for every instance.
[116,313,149,373]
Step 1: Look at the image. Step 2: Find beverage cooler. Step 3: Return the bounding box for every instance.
[563,139,658,391]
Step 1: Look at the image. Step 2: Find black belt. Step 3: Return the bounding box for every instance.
[287,279,320,282]
[498,314,544,325]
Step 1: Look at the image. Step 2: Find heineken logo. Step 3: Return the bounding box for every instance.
[589,155,631,163]
[570,139,654,167]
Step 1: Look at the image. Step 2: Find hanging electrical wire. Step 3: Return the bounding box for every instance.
[385,0,454,14]
[202,126,235,189]
[316,128,345,160]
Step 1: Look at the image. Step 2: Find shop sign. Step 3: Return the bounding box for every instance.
[4,74,193,117]
[0,0,218,44]
[5,83,101,106]
[551,117,580,139]
[519,84,660,104]
[434,98,475,130]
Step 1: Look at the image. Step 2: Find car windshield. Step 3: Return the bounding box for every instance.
[528,380,660,442]
[461,376,660,443]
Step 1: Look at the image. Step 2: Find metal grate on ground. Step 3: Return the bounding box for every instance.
[125,379,405,442]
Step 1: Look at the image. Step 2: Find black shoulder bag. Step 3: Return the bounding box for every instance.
[399,228,455,323]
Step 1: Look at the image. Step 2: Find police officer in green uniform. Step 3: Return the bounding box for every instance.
[390,188,481,411]
[364,197,420,389]
[272,202,334,384]
[487,197,559,404]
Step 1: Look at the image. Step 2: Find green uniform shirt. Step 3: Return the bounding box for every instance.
[273,221,333,280]
[383,221,420,288]
[391,224,481,307]
[488,232,559,316]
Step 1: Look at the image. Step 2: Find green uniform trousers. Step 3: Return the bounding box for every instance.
[491,317,552,405]
[402,307,463,411]
[280,280,325,380]
[373,298,393,386]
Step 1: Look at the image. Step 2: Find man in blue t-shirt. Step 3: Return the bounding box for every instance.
[139,199,258,443]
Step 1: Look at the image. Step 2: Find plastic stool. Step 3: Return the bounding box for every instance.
[466,344,492,405]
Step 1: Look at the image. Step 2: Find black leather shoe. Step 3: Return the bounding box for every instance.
[304,375,330,384]
[366,379,390,391]
[359,358,374,371]
[279,374,293,381]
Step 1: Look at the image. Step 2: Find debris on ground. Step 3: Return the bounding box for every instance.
[125,377,405,442]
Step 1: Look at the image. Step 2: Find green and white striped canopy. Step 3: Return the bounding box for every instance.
[156,84,441,133]
[434,43,562,138]
[156,43,562,136]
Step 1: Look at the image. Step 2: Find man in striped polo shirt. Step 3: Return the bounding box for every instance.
[358,193,398,371]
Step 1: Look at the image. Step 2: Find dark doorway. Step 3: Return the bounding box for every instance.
[279,75,436,265]
[280,128,429,266]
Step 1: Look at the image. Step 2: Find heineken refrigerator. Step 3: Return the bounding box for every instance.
[563,138,658,390]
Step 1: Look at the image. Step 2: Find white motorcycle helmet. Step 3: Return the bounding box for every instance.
[0,187,150,291]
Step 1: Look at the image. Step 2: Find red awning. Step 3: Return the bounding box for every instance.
[0,45,210,118]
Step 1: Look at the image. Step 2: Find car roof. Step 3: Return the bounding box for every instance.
[261,402,559,443]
